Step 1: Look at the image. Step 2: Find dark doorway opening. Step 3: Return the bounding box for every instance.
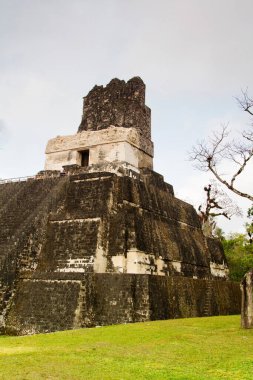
[81,150,89,167]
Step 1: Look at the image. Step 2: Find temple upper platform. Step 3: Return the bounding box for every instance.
[44,77,153,174]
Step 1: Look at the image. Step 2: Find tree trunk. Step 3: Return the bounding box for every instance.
[241,269,253,328]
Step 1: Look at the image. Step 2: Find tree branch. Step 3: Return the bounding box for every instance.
[190,115,253,202]
[236,89,253,116]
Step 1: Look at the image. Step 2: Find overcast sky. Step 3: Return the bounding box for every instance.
[1,0,253,234]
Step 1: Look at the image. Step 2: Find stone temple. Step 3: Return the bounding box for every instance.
[0,77,240,335]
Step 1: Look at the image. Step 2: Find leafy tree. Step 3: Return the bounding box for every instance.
[222,233,253,281]
[213,226,225,241]
[246,205,253,244]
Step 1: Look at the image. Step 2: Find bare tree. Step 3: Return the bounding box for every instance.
[190,90,253,202]
[198,182,242,236]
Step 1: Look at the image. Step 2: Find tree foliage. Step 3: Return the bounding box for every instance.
[222,233,253,281]
[246,205,253,244]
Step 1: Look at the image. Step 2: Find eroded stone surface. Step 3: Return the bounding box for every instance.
[45,77,153,174]
[78,77,151,140]
[241,269,253,328]
[45,127,153,172]
[0,170,239,335]
[5,274,240,335]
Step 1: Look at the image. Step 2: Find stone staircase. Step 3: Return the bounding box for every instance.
[203,280,213,316]
[0,176,68,330]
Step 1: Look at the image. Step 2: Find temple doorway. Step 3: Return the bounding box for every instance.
[80,150,89,167]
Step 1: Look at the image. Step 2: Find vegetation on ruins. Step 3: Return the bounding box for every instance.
[0,316,252,380]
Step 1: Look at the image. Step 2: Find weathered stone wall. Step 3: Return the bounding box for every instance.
[241,269,253,329]
[5,276,81,335]
[0,177,68,331]
[0,170,237,335]
[5,273,240,335]
[78,77,151,141]
[45,127,154,172]
[27,170,226,278]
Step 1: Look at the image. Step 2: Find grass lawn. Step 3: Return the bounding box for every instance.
[0,315,252,380]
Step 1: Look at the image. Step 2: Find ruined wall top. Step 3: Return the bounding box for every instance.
[78,77,151,140]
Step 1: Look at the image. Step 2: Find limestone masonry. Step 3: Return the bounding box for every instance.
[45,77,153,173]
[0,77,240,335]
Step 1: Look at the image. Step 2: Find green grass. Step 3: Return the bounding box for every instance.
[0,315,253,379]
